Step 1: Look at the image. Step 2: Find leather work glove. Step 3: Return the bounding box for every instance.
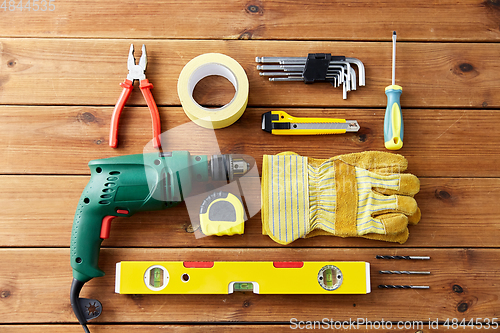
[261,151,420,245]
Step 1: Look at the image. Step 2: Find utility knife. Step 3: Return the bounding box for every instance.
[262,111,360,135]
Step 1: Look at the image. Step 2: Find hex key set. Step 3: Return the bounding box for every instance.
[256,53,365,99]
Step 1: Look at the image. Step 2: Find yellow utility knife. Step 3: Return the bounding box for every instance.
[262,111,360,135]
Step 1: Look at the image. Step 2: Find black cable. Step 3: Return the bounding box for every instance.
[70,278,90,333]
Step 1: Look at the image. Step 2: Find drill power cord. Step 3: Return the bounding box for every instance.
[70,278,90,333]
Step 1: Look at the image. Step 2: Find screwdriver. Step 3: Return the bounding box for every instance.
[384,31,404,150]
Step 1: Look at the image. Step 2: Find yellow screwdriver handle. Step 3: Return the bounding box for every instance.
[384,85,403,150]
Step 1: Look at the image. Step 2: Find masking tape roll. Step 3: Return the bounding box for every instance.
[177,53,249,129]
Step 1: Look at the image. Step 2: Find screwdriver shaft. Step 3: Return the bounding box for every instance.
[392,31,397,86]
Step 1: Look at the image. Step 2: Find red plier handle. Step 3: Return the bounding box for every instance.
[109,79,162,149]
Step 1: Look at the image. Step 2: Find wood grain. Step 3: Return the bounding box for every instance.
[0,248,497,323]
[0,1,499,331]
[0,325,480,332]
[0,106,499,177]
[1,39,500,108]
[0,1,500,42]
[0,176,498,248]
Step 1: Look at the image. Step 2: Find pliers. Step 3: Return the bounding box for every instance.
[109,44,162,148]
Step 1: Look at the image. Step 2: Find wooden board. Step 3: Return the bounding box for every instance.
[0,176,498,248]
[0,325,482,332]
[1,39,500,108]
[0,248,498,324]
[0,1,500,42]
[1,0,499,331]
[0,106,499,177]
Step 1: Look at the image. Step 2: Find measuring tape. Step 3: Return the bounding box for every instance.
[199,191,245,236]
[115,261,370,294]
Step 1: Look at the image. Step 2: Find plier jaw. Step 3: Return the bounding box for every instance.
[126,44,147,82]
[109,44,162,149]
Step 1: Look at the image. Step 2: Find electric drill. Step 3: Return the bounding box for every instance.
[70,151,250,333]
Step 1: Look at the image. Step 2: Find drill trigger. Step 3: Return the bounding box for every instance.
[100,216,116,239]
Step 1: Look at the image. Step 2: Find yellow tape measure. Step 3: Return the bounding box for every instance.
[199,191,245,236]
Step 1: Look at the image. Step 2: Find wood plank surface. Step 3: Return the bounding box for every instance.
[0,176,497,248]
[0,248,498,323]
[1,106,499,177]
[0,1,500,42]
[1,0,499,331]
[0,249,500,323]
[0,325,481,333]
[2,39,500,108]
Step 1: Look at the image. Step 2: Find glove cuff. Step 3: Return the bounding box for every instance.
[261,154,310,244]
[333,160,358,237]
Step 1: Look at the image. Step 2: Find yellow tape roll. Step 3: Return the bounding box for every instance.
[177,53,249,129]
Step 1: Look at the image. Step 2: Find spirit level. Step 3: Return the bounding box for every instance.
[115,261,371,294]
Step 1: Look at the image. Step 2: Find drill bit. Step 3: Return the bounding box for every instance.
[379,270,430,275]
[378,285,430,289]
[376,255,430,260]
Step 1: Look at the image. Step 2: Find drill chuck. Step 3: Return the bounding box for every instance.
[209,154,250,181]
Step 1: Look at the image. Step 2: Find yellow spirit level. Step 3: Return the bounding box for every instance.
[115,261,370,294]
